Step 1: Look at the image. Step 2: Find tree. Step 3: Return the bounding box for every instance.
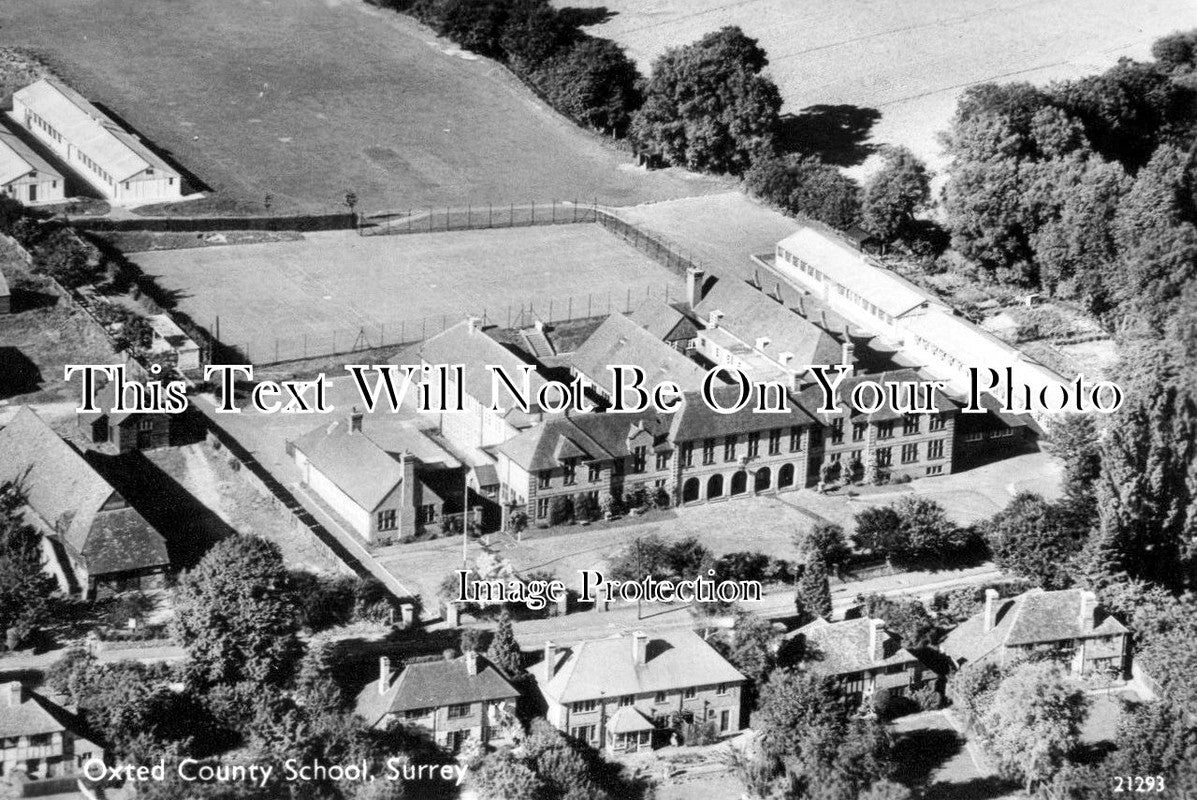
[1104,699,1197,792]
[744,153,861,228]
[549,494,573,526]
[946,660,1003,727]
[794,522,851,570]
[294,637,343,711]
[1044,415,1103,513]
[171,536,302,688]
[487,609,524,676]
[855,594,940,648]
[499,0,573,72]
[853,496,971,566]
[0,481,57,650]
[977,661,1089,792]
[473,750,546,799]
[796,558,832,622]
[722,611,777,687]
[1153,30,1197,73]
[434,0,508,57]
[536,37,641,136]
[861,146,931,243]
[753,670,846,764]
[631,27,781,175]
[983,493,1085,589]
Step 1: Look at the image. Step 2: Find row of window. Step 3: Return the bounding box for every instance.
[25,110,64,145]
[778,246,896,325]
[571,684,729,713]
[961,429,1016,443]
[376,503,437,531]
[402,702,473,721]
[824,438,947,467]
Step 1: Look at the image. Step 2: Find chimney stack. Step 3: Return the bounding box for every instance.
[544,641,557,681]
[708,310,723,328]
[467,315,481,335]
[869,619,885,662]
[983,589,999,632]
[841,342,855,367]
[686,267,706,308]
[632,631,648,666]
[1078,590,1098,631]
[3,681,24,707]
[350,406,363,434]
[778,352,794,366]
[465,649,478,676]
[755,336,771,352]
[378,657,392,695]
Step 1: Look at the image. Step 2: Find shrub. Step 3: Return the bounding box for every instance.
[912,685,944,712]
[573,492,599,522]
[549,495,574,526]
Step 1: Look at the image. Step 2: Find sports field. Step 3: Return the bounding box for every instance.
[130,226,682,360]
[557,0,1197,171]
[0,0,726,214]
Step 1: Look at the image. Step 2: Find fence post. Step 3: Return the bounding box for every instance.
[408,209,412,233]
[332,331,336,354]
[530,202,534,225]
[275,339,279,362]
[303,334,308,359]
[567,297,572,320]
[488,204,492,228]
[467,204,471,228]
[429,208,433,233]
[510,203,514,228]
[551,200,556,224]
[549,299,553,320]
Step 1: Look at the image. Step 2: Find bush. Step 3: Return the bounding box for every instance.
[535,36,641,135]
[573,492,599,522]
[549,495,574,526]
[911,685,944,712]
[714,551,771,582]
[873,691,916,720]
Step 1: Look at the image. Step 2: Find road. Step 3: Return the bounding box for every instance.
[507,562,1001,647]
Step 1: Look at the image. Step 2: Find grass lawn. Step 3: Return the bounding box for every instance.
[130,225,683,361]
[0,0,727,214]
[553,0,1197,172]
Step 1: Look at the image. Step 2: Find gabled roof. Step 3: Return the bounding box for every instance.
[940,588,1128,666]
[784,617,918,676]
[627,299,698,342]
[77,381,165,425]
[291,417,406,511]
[669,385,816,442]
[609,706,656,733]
[0,683,86,739]
[0,407,168,575]
[570,313,709,396]
[355,655,519,726]
[416,319,547,418]
[495,408,673,472]
[538,630,745,704]
[14,78,176,182]
[0,128,61,186]
[777,226,932,319]
[695,278,842,368]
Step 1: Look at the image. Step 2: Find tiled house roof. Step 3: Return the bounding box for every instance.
[570,312,709,396]
[539,630,745,704]
[292,418,407,511]
[794,368,960,423]
[416,319,547,412]
[355,655,518,726]
[0,407,168,576]
[627,299,698,343]
[784,617,918,676]
[495,409,673,472]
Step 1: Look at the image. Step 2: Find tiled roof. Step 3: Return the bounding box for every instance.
[0,128,61,186]
[538,630,745,704]
[0,683,76,738]
[609,706,656,734]
[292,417,406,511]
[669,385,816,442]
[495,408,671,472]
[0,407,167,575]
[570,312,709,396]
[627,299,698,342]
[940,588,1128,666]
[784,617,918,676]
[355,655,518,726]
[77,381,161,425]
[14,78,176,182]
[695,278,843,368]
[416,319,547,414]
[794,368,960,423]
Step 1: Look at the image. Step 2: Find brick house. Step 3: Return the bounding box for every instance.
[781,617,933,708]
[355,652,519,752]
[941,588,1130,678]
[77,382,171,452]
[0,682,102,787]
[535,630,746,754]
[0,407,169,598]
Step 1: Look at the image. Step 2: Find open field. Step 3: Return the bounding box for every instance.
[0,0,727,215]
[130,225,683,360]
[556,0,1197,171]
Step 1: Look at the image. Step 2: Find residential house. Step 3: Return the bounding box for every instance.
[941,588,1130,678]
[568,312,710,402]
[290,410,460,544]
[0,128,64,205]
[781,617,933,708]
[0,681,102,786]
[535,630,746,754]
[147,314,201,372]
[355,652,519,752]
[11,78,182,205]
[77,382,172,452]
[0,407,169,598]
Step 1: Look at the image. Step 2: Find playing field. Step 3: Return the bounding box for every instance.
[556,0,1197,170]
[0,0,726,214]
[130,226,683,361]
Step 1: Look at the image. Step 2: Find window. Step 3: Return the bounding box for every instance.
[447,703,471,719]
[137,418,155,431]
[789,426,803,452]
[683,687,697,700]
[768,429,781,455]
[808,427,823,448]
[702,438,716,465]
[654,691,668,703]
[829,418,844,444]
[656,451,670,471]
[902,415,920,435]
[572,700,597,713]
[570,725,596,742]
[989,428,1015,439]
[877,422,894,439]
[747,432,760,457]
[536,498,549,519]
[927,439,944,460]
[876,447,892,467]
[724,435,738,462]
[588,463,602,482]
[630,446,646,473]
[716,683,728,695]
[926,465,943,476]
[538,470,551,489]
[377,509,397,531]
[417,504,437,524]
[901,443,918,464]
[404,708,431,720]
[562,459,577,485]
[852,422,867,442]
[928,415,947,432]
[618,695,634,707]
[963,431,984,443]
[680,442,694,467]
